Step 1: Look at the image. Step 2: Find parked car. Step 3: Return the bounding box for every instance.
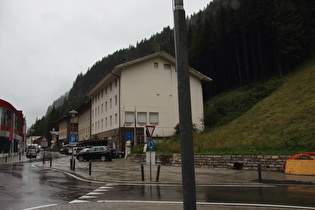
[116,151,125,158]
[73,147,84,155]
[60,147,69,154]
[26,145,37,158]
[76,146,115,162]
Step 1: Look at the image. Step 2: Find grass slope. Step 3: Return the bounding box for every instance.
[194,59,315,155]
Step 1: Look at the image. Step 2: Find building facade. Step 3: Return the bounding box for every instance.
[87,51,211,152]
[77,100,91,141]
[0,99,25,155]
[55,114,78,147]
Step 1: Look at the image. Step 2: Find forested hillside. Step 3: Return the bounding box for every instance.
[32,0,315,141]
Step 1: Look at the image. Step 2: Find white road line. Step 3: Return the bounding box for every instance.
[99,186,114,189]
[97,200,315,209]
[69,199,90,203]
[23,204,58,210]
[93,189,109,192]
[87,192,103,195]
[79,195,98,199]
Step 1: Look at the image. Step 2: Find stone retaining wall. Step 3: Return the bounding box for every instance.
[128,154,291,172]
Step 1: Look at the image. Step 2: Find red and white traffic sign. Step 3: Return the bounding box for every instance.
[146,125,155,138]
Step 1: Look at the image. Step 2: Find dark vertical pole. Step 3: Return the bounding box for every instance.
[173,1,196,210]
[89,161,92,175]
[156,165,161,182]
[141,164,145,181]
[73,159,75,171]
[50,157,52,167]
[258,164,262,183]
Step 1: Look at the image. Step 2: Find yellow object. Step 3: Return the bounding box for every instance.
[285,160,315,175]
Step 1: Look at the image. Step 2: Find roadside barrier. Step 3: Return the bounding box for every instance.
[141,164,145,181]
[258,163,262,182]
[89,161,92,175]
[141,164,161,182]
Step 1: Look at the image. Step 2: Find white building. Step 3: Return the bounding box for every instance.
[87,51,211,151]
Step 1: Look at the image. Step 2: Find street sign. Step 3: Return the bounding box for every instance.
[146,125,155,138]
[147,139,155,150]
[69,135,77,143]
[41,140,48,148]
[126,132,133,141]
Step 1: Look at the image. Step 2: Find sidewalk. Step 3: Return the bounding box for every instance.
[2,153,315,210]
[39,154,315,186]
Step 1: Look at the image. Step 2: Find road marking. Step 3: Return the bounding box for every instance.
[79,195,98,199]
[69,199,90,203]
[87,192,103,195]
[97,200,315,209]
[23,204,58,210]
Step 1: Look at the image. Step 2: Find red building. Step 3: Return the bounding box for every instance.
[0,99,25,154]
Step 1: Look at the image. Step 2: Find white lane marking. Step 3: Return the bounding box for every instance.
[87,192,103,195]
[79,195,98,199]
[97,200,315,209]
[69,199,90,203]
[99,186,114,189]
[23,204,58,210]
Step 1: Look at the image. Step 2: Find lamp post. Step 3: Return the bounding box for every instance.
[69,109,78,170]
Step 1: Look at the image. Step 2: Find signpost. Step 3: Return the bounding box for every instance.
[147,139,155,151]
[125,133,133,141]
[41,137,48,164]
[146,126,155,181]
[69,135,78,146]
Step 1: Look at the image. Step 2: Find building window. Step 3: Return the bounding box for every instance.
[149,112,159,124]
[110,116,112,126]
[110,98,112,109]
[105,101,108,111]
[115,113,118,124]
[0,108,11,126]
[154,62,159,68]
[125,111,134,123]
[115,95,117,106]
[164,63,171,70]
[137,112,147,124]
[105,117,107,127]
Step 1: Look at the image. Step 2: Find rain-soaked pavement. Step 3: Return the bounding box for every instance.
[1,152,315,209]
[0,161,103,210]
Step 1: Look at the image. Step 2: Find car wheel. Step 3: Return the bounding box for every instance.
[78,156,84,162]
[101,156,106,162]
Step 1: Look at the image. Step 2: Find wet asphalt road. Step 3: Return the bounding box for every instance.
[0,160,103,210]
[75,183,315,208]
[1,154,315,209]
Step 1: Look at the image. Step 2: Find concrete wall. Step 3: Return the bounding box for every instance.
[128,154,291,172]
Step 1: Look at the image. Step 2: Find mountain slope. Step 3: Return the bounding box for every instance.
[195,58,315,154]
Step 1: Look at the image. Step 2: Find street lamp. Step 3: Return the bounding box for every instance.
[69,109,78,170]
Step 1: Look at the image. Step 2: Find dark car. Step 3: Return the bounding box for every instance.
[26,148,37,158]
[76,146,114,162]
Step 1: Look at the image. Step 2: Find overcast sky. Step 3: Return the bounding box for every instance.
[0,0,210,127]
